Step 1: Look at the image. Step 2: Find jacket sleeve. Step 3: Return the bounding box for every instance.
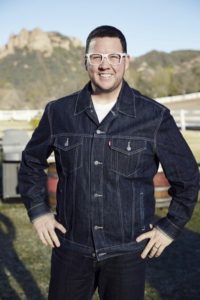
[154,108,199,239]
[18,103,54,222]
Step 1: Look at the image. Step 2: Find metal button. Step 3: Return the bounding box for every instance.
[94,160,101,165]
[94,193,103,198]
[126,141,131,151]
[94,225,104,230]
[96,129,105,134]
[64,138,69,146]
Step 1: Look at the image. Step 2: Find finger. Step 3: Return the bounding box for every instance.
[136,230,154,242]
[38,231,48,246]
[43,230,55,248]
[48,229,61,247]
[141,239,155,259]
[148,246,159,258]
[55,222,67,234]
[155,245,165,257]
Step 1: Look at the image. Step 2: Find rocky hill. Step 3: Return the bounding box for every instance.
[0,28,199,109]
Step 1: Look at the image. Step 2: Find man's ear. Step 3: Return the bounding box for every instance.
[85,59,88,70]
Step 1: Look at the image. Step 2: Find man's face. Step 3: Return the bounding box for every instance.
[85,37,129,95]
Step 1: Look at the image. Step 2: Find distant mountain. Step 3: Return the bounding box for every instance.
[0,28,199,109]
[127,50,200,98]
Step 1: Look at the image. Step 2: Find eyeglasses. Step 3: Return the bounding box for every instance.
[85,53,127,65]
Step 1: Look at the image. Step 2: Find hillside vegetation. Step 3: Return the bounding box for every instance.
[0,28,200,109]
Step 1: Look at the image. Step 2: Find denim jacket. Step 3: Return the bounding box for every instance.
[18,81,199,261]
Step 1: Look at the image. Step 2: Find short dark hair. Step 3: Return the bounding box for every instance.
[85,25,127,53]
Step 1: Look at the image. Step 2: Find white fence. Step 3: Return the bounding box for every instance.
[171,110,200,130]
[0,91,200,130]
[156,92,200,104]
[0,110,42,121]
[0,109,199,130]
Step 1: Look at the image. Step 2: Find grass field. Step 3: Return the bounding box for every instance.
[0,202,200,300]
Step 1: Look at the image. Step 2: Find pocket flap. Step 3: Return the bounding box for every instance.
[54,136,82,151]
[110,139,146,155]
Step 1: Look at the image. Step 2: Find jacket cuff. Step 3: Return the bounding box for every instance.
[27,202,51,222]
[154,217,182,239]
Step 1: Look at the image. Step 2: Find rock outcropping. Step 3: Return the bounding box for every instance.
[0,28,83,59]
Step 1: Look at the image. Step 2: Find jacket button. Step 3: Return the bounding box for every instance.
[94,225,104,230]
[94,160,102,165]
[94,193,103,198]
[96,129,105,134]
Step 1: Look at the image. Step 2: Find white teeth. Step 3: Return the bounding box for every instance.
[99,74,112,78]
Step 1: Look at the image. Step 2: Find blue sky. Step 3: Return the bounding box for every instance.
[0,0,199,57]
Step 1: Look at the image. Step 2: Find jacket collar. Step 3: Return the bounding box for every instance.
[74,80,136,118]
[116,80,136,118]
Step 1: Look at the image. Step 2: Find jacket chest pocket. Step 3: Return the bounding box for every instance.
[109,139,146,177]
[53,136,83,173]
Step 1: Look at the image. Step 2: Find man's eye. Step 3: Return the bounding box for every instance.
[91,55,101,60]
[109,54,120,59]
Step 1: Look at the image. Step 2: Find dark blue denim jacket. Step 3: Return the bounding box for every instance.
[18,81,199,261]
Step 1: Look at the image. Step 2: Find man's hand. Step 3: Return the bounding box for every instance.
[33,214,67,248]
[136,226,173,259]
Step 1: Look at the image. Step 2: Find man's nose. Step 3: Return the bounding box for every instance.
[99,56,111,67]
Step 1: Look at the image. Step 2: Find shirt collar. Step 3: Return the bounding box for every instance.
[74,80,136,118]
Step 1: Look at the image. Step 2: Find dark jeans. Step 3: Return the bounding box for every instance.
[48,247,147,300]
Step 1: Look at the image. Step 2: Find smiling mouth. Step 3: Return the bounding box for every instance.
[99,73,113,78]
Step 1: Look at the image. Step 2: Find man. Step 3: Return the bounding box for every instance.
[18,25,199,300]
